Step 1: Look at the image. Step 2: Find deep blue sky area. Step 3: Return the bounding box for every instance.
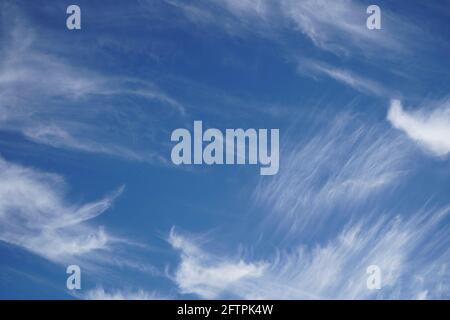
[0,1,450,299]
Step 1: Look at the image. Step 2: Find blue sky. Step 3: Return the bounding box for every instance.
[0,0,450,299]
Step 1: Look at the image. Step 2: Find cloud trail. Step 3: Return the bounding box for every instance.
[0,13,184,164]
[0,155,123,263]
[253,112,413,236]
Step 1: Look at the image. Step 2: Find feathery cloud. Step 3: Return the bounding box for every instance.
[281,0,403,55]
[0,15,183,164]
[253,112,412,235]
[297,59,388,96]
[168,206,450,299]
[0,155,123,263]
[166,0,412,56]
[168,228,266,299]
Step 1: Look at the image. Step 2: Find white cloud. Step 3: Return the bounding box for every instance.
[0,154,166,292]
[388,99,450,157]
[0,155,123,263]
[163,0,278,39]
[165,0,267,32]
[0,16,184,163]
[169,206,450,299]
[168,228,266,299]
[297,59,387,96]
[253,112,412,234]
[22,125,148,162]
[166,0,410,58]
[281,0,404,55]
[84,287,164,300]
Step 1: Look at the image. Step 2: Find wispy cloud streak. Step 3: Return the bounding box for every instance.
[169,206,450,299]
[297,59,388,96]
[253,112,412,235]
[0,155,124,263]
